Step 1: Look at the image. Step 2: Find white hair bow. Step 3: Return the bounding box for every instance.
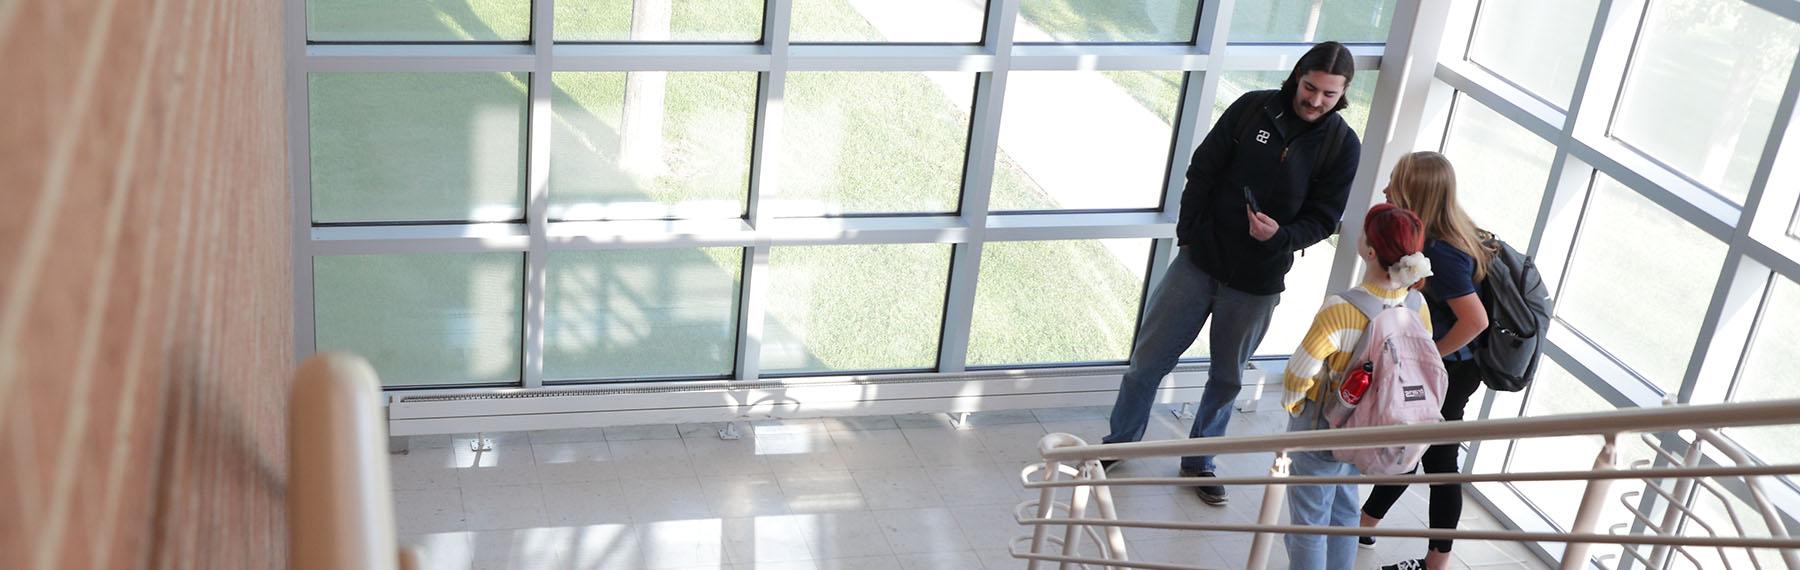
[1389,251,1434,288]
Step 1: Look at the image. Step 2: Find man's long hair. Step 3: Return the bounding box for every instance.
[1280,41,1357,114]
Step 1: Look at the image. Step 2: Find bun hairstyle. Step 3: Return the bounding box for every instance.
[1363,203,1428,289]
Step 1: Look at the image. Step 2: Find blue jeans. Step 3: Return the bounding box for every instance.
[1102,248,1280,472]
[1285,403,1360,570]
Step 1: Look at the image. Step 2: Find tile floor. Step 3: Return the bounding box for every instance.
[392,393,1550,569]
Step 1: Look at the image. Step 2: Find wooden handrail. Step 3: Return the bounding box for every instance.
[288,353,414,570]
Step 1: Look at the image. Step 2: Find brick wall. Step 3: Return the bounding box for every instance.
[0,0,292,566]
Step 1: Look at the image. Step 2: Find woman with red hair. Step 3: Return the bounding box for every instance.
[1278,203,1436,570]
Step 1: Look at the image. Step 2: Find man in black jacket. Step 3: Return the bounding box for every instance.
[1102,41,1362,506]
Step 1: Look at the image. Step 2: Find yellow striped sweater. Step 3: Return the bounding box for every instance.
[1281,283,1434,415]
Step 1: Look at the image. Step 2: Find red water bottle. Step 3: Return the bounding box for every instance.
[1340,362,1374,405]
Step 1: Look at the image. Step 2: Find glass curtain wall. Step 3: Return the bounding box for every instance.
[293,0,1398,390]
[1431,0,1800,565]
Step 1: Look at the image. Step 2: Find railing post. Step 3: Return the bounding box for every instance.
[1561,433,1620,570]
[1646,437,1705,570]
[1247,452,1292,569]
[1026,460,1063,570]
[1086,460,1130,568]
[289,353,401,570]
[1060,474,1093,570]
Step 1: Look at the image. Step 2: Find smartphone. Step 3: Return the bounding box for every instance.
[1242,185,1262,214]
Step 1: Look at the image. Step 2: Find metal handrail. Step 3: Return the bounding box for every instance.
[288,353,421,570]
[1015,398,1800,570]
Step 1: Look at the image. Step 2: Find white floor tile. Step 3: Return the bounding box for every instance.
[829,431,921,470]
[721,515,814,564]
[1127,537,1227,568]
[395,487,467,535]
[894,550,984,570]
[469,528,569,570]
[610,439,699,481]
[686,436,774,476]
[850,469,943,510]
[530,427,608,445]
[455,445,540,489]
[461,484,547,531]
[391,447,462,490]
[811,556,902,570]
[899,430,990,467]
[533,441,619,484]
[968,424,1050,463]
[972,548,1017,569]
[400,531,474,570]
[608,423,684,441]
[795,511,894,560]
[950,505,1024,552]
[541,479,633,526]
[702,473,791,518]
[779,471,868,514]
[926,465,1019,507]
[871,507,971,554]
[621,476,717,522]
[562,523,644,569]
[638,519,730,569]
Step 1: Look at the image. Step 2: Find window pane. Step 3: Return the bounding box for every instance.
[1508,360,1656,532]
[1180,239,1338,360]
[1211,70,1380,138]
[1229,0,1396,43]
[1440,95,1555,247]
[310,73,528,224]
[761,244,952,373]
[544,248,742,381]
[308,0,529,42]
[314,253,524,387]
[556,0,764,42]
[550,72,756,220]
[1015,0,1198,43]
[793,0,985,43]
[1560,177,1728,392]
[1610,0,1800,203]
[968,240,1150,366]
[1726,275,1800,470]
[991,71,1182,212]
[771,72,975,216]
[1466,0,1600,108]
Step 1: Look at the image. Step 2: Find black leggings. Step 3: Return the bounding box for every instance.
[1361,358,1484,553]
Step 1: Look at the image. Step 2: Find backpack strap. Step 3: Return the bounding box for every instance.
[1312,118,1346,181]
[1232,91,1279,146]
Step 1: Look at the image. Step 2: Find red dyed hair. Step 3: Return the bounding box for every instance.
[1364,203,1425,274]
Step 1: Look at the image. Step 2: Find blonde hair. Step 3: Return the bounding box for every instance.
[1386,151,1491,282]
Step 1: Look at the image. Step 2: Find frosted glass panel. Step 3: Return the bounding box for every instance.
[793,0,986,42]
[557,0,764,41]
[314,253,524,387]
[1559,177,1727,392]
[1439,95,1555,246]
[550,72,756,220]
[544,248,743,381]
[1015,0,1199,43]
[761,244,952,373]
[968,240,1150,366]
[1230,0,1396,43]
[310,73,529,224]
[308,0,530,41]
[770,72,976,216]
[1508,359,1656,531]
[1466,0,1600,108]
[1211,71,1380,138]
[1611,0,1800,203]
[1727,275,1800,472]
[991,71,1182,212]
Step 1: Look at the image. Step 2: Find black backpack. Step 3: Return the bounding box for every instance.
[1471,233,1553,392]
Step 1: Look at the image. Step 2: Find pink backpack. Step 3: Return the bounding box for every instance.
[1324,289,1449,475]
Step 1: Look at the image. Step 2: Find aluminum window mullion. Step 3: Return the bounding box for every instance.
[521,0,554,390]
[734,0,792,383]
[1675,48,1800,406]
[305,44,537,72]
[934,0,1018,374]
[286,0,314,365]
[1325,0,1456,292]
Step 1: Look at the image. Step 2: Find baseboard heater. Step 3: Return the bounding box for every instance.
[387,363,1270,436]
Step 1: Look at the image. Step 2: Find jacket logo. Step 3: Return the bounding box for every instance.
[1255,130,1270,144]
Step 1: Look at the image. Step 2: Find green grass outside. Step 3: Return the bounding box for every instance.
[310,0,1388,384]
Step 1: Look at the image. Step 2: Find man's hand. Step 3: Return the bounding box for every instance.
[1247,206,1279,242]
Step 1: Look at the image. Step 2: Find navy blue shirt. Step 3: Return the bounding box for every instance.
[1421,239,1478,361]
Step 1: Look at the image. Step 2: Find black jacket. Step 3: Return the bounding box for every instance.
[1175,89,1361,295]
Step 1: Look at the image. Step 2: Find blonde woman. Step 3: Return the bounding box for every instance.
[1360,151,1493,570]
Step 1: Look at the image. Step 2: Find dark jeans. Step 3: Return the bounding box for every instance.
[1361,358,1484,553]
[1102,249,1280,472]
